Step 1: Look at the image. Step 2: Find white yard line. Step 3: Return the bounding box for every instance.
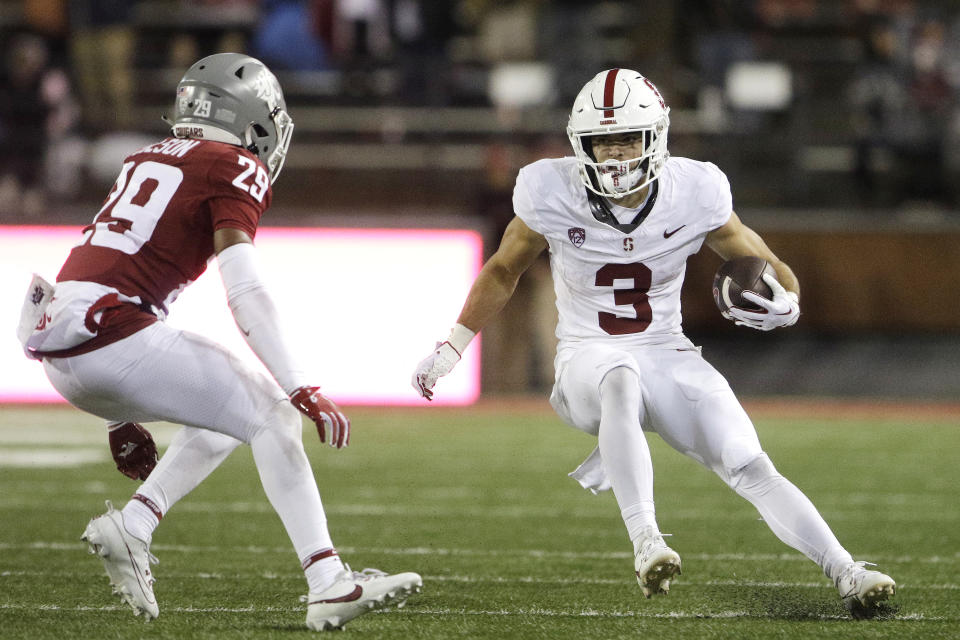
[0,602,950,621]
[1,569,957,591]
[0,498,953,522]
[0,603,295,613]
[0,541,956,565]
[0,448,105,467]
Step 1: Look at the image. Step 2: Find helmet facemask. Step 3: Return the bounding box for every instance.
[244,106,294,184]
[572,117,668,199]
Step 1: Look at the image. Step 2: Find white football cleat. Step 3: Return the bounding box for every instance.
[81,500,159,620]
[634,534,682,598]
[835,561,895,614]
[305,566,422,631]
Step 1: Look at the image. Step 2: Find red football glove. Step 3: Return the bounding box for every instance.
[108,422,158,481]
[290,386,350,449]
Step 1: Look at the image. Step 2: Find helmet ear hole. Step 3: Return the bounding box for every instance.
[252,123,269,137]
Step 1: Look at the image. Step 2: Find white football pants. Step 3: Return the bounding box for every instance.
[43,322,335,562]
[552,342,854,580]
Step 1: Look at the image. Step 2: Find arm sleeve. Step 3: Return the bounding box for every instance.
[217,242,307,395]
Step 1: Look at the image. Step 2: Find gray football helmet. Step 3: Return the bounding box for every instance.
[170,53,294,183]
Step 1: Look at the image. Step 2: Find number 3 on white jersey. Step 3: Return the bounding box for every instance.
[232,155,268,202]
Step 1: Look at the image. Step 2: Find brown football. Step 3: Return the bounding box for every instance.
[712,256,777,316]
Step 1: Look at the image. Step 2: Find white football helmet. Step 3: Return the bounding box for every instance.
[567,69,670,199]
[170,53,294,184]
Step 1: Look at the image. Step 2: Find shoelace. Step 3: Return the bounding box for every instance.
[133,547,159,586]
[353,567,388,580]
[637,532,673,560]
[836,560,877,589]
[300,565,390,602]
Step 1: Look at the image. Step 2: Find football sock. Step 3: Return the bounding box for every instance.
[823,547,858,582]
[122,426,240,542]
[139,425,241,515]
[121,498,159,543]
[622,502,661,548]
[248,402,335,562]
[303,548,346,592]
[729,453,854,577]
[597,367,660,543]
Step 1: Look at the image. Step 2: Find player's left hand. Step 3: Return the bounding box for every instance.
[290,386,350,449]
[729,273,800,331]
[108,422,158,481]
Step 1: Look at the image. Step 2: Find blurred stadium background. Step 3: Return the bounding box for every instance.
[1,0,959,401]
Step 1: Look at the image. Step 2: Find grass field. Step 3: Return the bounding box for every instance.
[1,401,958,639]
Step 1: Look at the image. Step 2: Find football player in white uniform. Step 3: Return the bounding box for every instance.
[19,54,421,630]
[412,68,895,615]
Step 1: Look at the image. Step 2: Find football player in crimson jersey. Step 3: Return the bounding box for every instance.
[412,69,895,616]
[18,54,420,630]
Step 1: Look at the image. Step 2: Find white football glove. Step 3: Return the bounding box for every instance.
[412,342,462,401]
[728,273,800,331]
[412,324,476,401]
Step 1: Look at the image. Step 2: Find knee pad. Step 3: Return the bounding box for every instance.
[727,453,780,493]
[253,398,303,444]
[599,365,641,398]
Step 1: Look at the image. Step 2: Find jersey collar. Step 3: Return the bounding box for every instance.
[586,179,660,234]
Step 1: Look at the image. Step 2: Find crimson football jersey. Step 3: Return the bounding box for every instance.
[51,138,273,355]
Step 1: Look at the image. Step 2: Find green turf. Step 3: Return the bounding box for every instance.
[0,404,957,639]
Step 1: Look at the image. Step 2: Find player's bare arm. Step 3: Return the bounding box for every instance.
[213,227,253,253]
[412,216,547,400]
[705,211,801,330]
[704,211,799,297]
[457,216,548,333]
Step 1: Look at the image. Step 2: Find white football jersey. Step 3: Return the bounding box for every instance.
[513,156,732,351]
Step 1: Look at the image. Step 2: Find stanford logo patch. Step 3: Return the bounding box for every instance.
[568,227,586,247]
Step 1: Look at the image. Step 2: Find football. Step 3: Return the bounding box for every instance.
[712,256,777,317]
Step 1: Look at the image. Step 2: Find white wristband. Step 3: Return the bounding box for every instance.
[446,323,476,356]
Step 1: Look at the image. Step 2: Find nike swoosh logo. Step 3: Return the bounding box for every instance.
[310,585,363,604]
[663,225,686,238]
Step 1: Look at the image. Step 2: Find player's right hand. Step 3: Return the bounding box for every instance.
[290,386,350,449]
[411,342,462,401]
[730,274,800,331]
[108,422,158,481]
